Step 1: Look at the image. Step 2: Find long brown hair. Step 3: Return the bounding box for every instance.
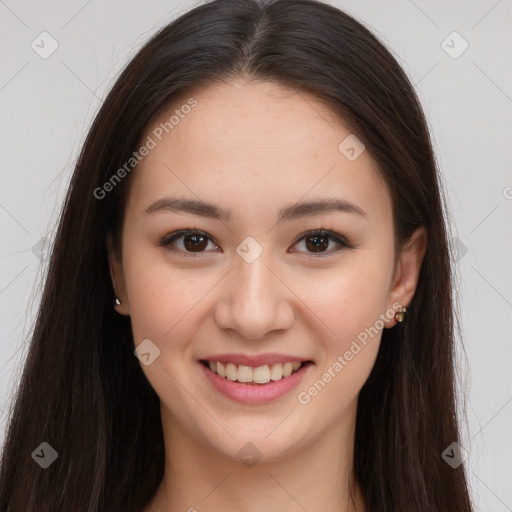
[0,1,473,510]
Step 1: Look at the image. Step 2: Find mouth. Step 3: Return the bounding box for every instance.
[198,358,314,404]
[199,359,312,385]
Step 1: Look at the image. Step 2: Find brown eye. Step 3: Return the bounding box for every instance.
[182,233,208,252]
[304,234,329,252]
[292,229,351,255]
[161,228,352,258]
[161,230,219,255]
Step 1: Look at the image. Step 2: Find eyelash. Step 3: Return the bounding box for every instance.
[160,227,354,258]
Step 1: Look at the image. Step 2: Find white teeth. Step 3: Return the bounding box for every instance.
[205,360,304,383]
[237,365,253,383]
[282,362,293,378]
[225,363,237,381]
[270,363,282,381]
[253,365,271,384]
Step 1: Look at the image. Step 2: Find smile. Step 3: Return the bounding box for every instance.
[202,360,304,384]
[199,359,313,404]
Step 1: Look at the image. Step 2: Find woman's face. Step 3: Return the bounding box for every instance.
[109,79,425,463]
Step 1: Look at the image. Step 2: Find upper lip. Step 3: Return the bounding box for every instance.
[200,353,311,367]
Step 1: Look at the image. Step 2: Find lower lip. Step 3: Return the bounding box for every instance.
[199,361,312,404]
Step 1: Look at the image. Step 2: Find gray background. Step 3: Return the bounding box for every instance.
[1,0,511,509]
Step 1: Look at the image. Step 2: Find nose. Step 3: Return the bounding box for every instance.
[213,252,296,341]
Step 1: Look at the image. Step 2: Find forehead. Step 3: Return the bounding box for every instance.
[126,79,390,224]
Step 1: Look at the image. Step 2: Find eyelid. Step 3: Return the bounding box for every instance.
[291,228,354,251]
[160,229,220,256]
[160,228,353,256]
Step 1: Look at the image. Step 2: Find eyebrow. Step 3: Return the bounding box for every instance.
[144,197,367,223]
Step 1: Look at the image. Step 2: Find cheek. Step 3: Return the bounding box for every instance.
[306,253,393,390]
[310,259,392,339]
[121,242,202,349]
[295,268,389,413]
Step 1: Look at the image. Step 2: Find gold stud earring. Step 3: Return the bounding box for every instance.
[395,307,407,323]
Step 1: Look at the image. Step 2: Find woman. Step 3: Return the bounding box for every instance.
[0,0,473,510]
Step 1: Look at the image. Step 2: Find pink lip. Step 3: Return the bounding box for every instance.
[199,360,313,404]
[200,352,308,366]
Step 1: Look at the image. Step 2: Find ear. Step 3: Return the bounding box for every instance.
[385,226,427,327]
[106,231,130,316]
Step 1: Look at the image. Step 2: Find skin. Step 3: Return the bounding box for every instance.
[107,78,427,512]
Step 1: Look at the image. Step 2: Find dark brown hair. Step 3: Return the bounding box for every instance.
[0,0,473,510]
